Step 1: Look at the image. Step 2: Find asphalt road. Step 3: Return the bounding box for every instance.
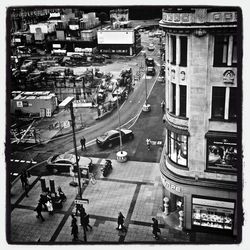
[9,31,163,180]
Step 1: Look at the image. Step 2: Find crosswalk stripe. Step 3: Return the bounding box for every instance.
[10,159,37,165]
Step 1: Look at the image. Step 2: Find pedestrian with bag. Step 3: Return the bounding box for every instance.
[34,201,45,222]
[152,218,161,240]
[116,212,125,231]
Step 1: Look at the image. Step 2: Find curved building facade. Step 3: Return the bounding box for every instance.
[159,7,242,237]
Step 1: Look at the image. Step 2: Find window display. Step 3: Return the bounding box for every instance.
[207,137,237,171]
[168,131,187,167]
[192,197,234,231]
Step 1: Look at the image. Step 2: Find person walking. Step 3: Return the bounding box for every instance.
[83,213,92,231]
[46,199,54,215]
[34,201,45,222]
[71,214,78,241]
[152,218,161,240]
[80,136,86,151]
[116,212,125,231]
[161,100,165,113]
[146,138,151,151]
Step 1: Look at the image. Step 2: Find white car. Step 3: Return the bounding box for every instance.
[148,43,155,51]
[47,154,92,173]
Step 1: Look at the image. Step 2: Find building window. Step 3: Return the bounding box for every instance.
[213,35,237,67]
[229,88,237,120]
[180,36,187,67]
[211,87,225,119]
[232,35,237,64]
[168,131,188,167]
[172,83,176,114]
[207,136,237,172]
[180,85,187,117]
[171,35,176,65]
[211,87,237,120]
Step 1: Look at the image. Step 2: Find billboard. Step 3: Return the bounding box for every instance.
[97,30,134,44]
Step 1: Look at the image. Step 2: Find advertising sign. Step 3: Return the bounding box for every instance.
[98,30,134,44]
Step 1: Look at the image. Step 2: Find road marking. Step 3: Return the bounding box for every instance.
[11,159,37,164]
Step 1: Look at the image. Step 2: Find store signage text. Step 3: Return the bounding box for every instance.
[161,175,182,193]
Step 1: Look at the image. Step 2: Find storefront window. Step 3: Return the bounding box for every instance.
[168,131,187,167]
[192,197,234,231]
[207,137,237,171]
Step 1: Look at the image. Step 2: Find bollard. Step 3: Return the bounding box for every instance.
[163,197,169,215]
[50,179,55,193]
[40,178,47,192]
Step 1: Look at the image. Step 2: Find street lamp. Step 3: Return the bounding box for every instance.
[114,80,128,162]
[142,61,151,112]
[59,97,82,198]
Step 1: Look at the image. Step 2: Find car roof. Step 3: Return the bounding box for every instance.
[105,130,119,136]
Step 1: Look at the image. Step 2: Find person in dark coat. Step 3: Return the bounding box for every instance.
[71,214,78,241]
[83,214,92,231]
[34,202,45,222]
[116,212,125,230]
[80,136,86,151]
[152,218,161,239]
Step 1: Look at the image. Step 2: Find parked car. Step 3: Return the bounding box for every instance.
[46,154,92,173]
[96,129,134,148]
[147,43,155,51]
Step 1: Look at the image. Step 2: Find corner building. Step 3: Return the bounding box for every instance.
[159,7,242,237]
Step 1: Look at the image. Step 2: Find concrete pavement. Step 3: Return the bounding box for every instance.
[10,157,190,243]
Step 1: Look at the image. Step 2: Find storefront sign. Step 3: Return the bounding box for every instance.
[161,175,182,193]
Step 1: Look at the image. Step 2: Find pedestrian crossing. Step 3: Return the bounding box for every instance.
[11,159,37,164]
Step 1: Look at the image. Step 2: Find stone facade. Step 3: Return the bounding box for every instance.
[159,7,241,237]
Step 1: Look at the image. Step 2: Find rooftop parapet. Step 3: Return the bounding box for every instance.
[160,8,237,27]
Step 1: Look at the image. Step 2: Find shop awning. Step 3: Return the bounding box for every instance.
[205,131,237,139]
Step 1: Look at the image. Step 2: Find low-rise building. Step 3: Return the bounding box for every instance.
[11,91,57,117]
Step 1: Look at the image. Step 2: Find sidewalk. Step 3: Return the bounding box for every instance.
[10,158,189,243]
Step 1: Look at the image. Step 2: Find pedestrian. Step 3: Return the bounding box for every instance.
[46,199,54,215]
[146,138,151,151]
[116,212,125,231]
[39,194,48,210]
[83,213,92,231]
[152,218,161,240]
[80,136,86,151]
[20,170,28,189]
[161,100,165,113]
[71,214,78,241]
[34,201,45,222]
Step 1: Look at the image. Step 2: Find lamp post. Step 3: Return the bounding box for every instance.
[142,62,151,112]
[115,81,128,162]
[59,97,82,198]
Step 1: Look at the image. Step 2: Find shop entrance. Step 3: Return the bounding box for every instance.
[169,192,183,213]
